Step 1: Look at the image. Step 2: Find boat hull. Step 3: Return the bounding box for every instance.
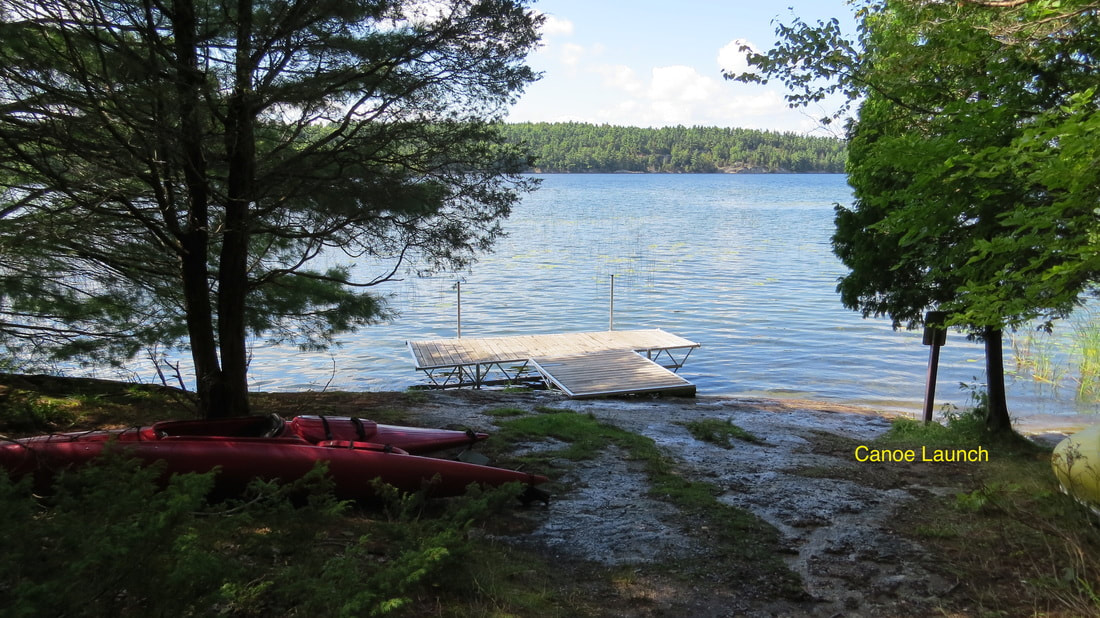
[284,416,488,454]
[150,414,489,454]
[6,414,489,454]
[0,415,543,500]
[1052,424,1100,514]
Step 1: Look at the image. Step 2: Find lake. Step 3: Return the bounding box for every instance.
[243,173,1098,422]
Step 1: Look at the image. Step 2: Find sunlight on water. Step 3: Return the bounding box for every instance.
[123,175,1100,419]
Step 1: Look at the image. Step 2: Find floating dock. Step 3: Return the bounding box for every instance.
[406,329,699,398]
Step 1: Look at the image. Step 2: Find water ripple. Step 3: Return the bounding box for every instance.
[235,175,1096,419]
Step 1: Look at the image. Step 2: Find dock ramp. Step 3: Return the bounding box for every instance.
[529,349,696,398]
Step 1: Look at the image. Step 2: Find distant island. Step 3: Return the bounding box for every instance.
[500,122,846,174]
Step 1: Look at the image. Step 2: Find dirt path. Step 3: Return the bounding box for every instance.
[398,390,989,616]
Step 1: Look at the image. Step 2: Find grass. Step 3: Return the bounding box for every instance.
[677,417,762,448]
[482,406,528,418]
[0,373,191,432]
[492,407,802,597]
[879,402,1039,455]
[874,406,1100,617]
[491,405,650,463]
[783,399,1100,616]
[1011,327,1067,387]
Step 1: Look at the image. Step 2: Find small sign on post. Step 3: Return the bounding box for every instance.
[922,311,947,423]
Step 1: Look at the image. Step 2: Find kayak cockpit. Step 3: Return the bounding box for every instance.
[152,413,286,439]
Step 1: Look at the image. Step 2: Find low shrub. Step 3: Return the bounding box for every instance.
[0,452,523,616]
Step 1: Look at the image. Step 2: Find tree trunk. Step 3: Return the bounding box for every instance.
[984,326,1012,433]
[216,200,251,419]
[173,0,228,418]
[212,0,257,419]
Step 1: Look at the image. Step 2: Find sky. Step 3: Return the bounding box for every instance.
[506,0,857,134]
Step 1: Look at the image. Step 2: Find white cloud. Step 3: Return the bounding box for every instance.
[726,89,788,115]
[559,42,586,67]
[717,39,760,76]
[508,27,833,133]
[540,14,574,37]
[594,64,643,95]
[648,65,719,104]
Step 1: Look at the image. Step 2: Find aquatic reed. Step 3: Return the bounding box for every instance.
[1009,311,1100,404]
[1010,328,1066,388]
[1072,314,1100,402]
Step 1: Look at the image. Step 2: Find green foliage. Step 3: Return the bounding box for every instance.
[954,484,1011,514]
[827,0,1097,332]
[881,410,987,448]
[499,122,846,173]
[880,398,1038,456]
[0,390,80,433]
[0,452,522,616]
[746,0,1100,431]
[0,0,542,416]
[678,418,762,449]
[1,456,224,617]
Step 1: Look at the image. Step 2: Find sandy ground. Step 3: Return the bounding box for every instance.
[391,389,1046,616]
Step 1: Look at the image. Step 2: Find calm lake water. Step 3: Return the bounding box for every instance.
[239,174,1097,422]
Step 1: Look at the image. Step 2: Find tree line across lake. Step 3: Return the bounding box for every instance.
[499,122,847,174]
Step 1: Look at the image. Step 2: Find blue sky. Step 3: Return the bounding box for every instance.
[506,0,857,134]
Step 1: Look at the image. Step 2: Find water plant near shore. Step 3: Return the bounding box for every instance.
[1011,328,1067,387]
[1073,315,1100,402]
[1009,313,1100,404]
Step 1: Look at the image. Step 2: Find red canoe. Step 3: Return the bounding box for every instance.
[0,414,548,500]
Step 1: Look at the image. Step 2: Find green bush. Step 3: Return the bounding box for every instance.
[0,390,79,433]
[0,453,522,616]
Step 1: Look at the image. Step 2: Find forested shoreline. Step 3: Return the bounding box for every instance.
[500,122,846,174]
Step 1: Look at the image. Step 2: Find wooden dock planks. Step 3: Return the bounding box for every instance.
[406,329,699,397]
[407,329,698,370]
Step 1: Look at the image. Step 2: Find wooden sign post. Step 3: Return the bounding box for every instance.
[922,311,947,423]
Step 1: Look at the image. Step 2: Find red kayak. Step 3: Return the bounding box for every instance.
[153,413,491,454]
[8,413,488,454]
[0,414,548,501]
